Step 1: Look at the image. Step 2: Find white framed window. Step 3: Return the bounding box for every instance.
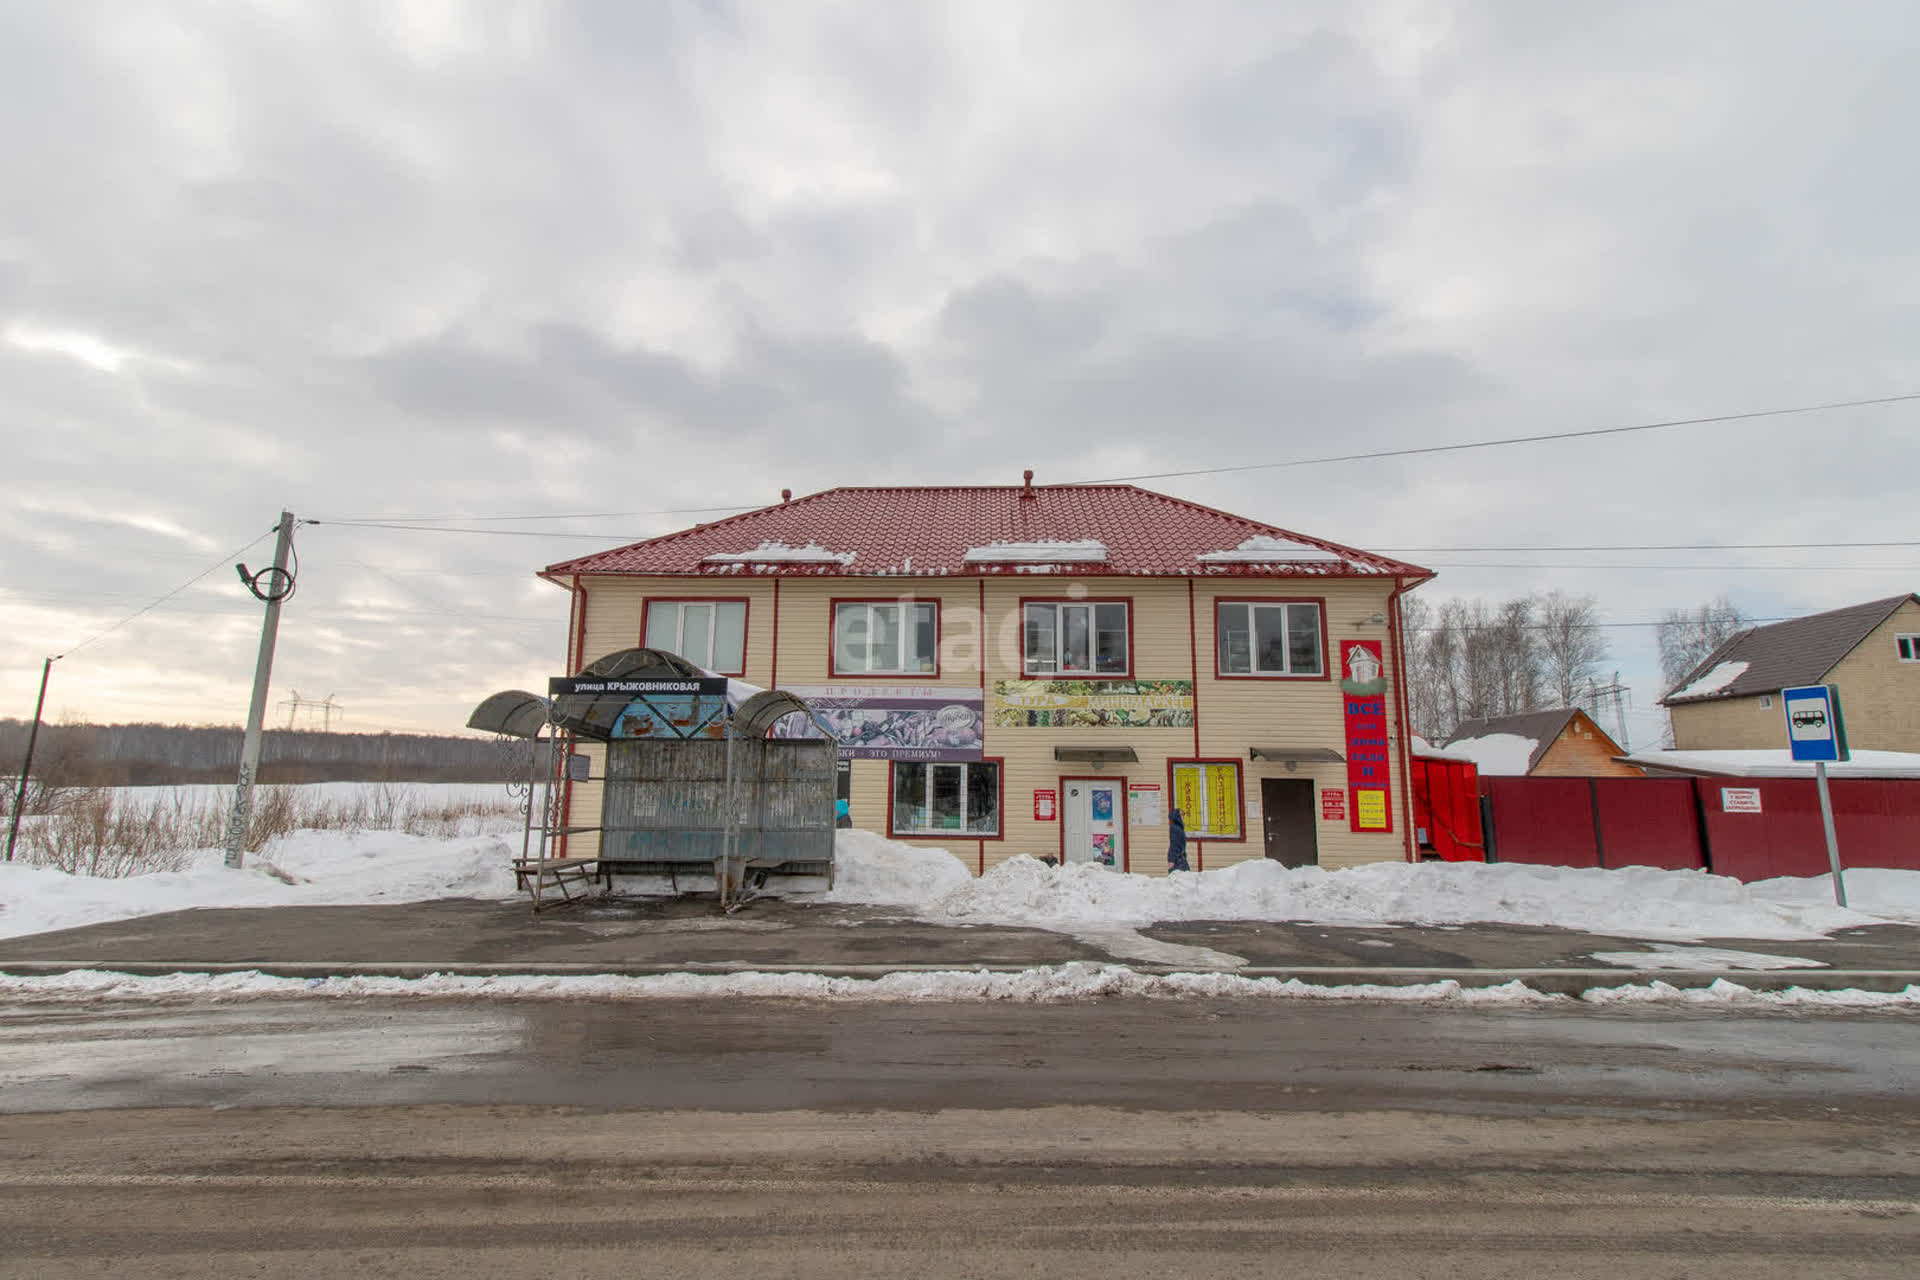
[834,601,939,675]
[1898,634,1920,663]
[1215,601,1324,676]
[1759,695,1774,708]
[891,760,1001,836]
[643,599,747,675]
[1022,601,1129,676]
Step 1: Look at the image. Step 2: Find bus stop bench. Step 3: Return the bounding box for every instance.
[512,856,610,910]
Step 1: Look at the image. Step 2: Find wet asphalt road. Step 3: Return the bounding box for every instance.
[5,994,1920,1116]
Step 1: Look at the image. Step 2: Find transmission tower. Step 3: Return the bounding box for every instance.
[1577,672,1633,751]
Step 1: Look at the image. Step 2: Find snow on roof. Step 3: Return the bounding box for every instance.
[1410,734,1477,763]
[700,542,855,566]
[1620,749,1920,779]
[1439,732,1539,776]
[962,539,1109,563]
[543,486,1430,579]
[1195,535,1343,564]
[1667,659,1749,701]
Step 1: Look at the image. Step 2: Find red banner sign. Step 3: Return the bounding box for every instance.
[1339,640,1393,834]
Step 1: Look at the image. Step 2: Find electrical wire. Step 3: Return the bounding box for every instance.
[59,526,281,658]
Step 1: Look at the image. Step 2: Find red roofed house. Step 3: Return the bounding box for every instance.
[542,479,1433,876]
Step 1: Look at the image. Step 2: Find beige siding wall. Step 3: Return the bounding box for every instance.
[1531,714,1639,777]
[1824,599,1920,751]
[1670,600,1920,752]
[556,572,1413,872]
[1669,694,1781,751]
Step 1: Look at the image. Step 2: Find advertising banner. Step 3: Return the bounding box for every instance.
[772,685,984,761]
[1339,641,1394,833]
[1171,762,1242,839]
[993,680,1194,728]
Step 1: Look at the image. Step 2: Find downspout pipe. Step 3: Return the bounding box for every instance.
[1386,575,1428,863]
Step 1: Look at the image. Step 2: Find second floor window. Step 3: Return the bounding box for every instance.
[1023,601,1129,676]
[644,599,746,674]
[835,601,938,674]
[1217,601,1323,676]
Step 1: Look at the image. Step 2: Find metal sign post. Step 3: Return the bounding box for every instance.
[1781,683,1850,907]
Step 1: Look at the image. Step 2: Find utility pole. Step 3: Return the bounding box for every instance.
[224,512,296,869]
[4,656,56,863]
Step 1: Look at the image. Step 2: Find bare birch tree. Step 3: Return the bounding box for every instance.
[1656,597,1749,690]
[1537,591,1609,708]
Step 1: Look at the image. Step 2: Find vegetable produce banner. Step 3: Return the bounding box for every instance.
[993,680,1194,728]
[1340,641,1393,834]
[771,685,984,761]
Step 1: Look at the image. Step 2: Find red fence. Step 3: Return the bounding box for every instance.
[1477,775,1920,881]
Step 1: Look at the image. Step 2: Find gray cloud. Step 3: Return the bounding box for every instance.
[1,0,1917,738]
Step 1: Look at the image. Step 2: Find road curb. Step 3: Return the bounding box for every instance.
[2,959,1917,995]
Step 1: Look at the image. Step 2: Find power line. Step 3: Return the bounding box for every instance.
[1074,390,1920,486]
[58,526,281,658]
[312,389,1920,528]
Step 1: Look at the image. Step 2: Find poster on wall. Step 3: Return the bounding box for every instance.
[1320,789,1346,821]
[1128,782,1163,826]
[1171,762,1241,839]
[1034,789,1057,821]
[1339,640,1394,834]
[993,680,1194,728]
[771,685,984,760]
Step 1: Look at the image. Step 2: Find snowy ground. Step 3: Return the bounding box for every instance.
[3,786,1920,1004]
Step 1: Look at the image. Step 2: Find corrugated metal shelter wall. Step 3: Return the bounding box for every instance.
[601,738,835,866]
[1411,756,1485,861]
[1695,778,1920,881]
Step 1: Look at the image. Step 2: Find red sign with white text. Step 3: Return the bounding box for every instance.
[1320,789,1346,821]
[1033,789,1057,821]
[1339,640,1394,834]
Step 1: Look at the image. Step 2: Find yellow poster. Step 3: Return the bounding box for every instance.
[1354,788,1389,832]
[1171,763,1242,839]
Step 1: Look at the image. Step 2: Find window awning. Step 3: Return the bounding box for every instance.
[1053,746,1139,764]
[1248,746,1346,763]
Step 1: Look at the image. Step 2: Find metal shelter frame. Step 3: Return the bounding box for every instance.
[470,649,839,909]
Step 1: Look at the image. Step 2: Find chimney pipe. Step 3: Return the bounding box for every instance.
[781,488,792,504]
[1022,469,1033,494]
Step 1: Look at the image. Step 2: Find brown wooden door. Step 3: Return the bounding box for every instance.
[1261,778,1318,867]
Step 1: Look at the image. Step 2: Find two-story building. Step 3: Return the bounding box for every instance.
[539,479,1432,876]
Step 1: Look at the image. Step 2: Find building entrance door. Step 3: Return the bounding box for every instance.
[1061,779,1125,869]
[1261,777,1318,867]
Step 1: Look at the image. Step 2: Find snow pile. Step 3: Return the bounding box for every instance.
[825,840,1920,940]
[1669,660,1750,700]
[962,539,1109,563]
[821,829,973,906]
[1,965,1914,1010]
[1410,734,1475,763]
[701,542,854,566]
[1438,732,1537,776]
[0,830,518,941]
[1194,535,1342,564]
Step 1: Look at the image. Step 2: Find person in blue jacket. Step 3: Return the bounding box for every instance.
[1167,807,1190,872]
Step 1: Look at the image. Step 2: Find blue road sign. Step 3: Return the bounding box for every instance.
[1782,684,1850,763]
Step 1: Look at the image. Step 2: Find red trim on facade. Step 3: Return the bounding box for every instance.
[1015,596,1136,680]
[637,596,753,677]
[560,577,586,858]
[827,596,944,679]
[1208,595,1333,681]
[883,756,1007,842]
[978,578,988,878]
[1166,757,1250,844]
[1187,580,1202,870]
[1055,775,1131,872]
[1388,580,1416,861]
[770,578,781,689]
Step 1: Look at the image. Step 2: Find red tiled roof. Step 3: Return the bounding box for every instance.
[544,485,1431,579]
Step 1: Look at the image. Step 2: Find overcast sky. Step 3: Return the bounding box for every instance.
[3,0,1916,748]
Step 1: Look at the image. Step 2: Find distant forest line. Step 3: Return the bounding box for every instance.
[0,720,551,785]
